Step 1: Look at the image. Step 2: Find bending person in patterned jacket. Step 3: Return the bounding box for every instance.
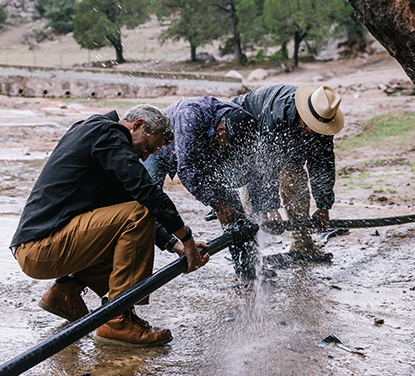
[143,95,260,279]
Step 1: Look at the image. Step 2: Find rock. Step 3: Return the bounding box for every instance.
[384,79,415,96]
[315,30,386,62]
[348,0,415,84]
[196,52,215,63]
[23,31,38,45]
[23,23,55,45]
[247,68,268,81]
[1,0,41,22]
[374,318,384,325]
[225,70,244,80]
[315,33,349,61]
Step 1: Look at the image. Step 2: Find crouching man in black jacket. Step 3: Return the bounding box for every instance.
[10,104,209,347]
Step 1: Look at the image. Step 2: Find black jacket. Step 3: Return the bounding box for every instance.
[11,111,184,247]
[233,84,336,212]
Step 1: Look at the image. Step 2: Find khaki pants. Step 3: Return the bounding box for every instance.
[16,201,155,301]
[279,164,316,254]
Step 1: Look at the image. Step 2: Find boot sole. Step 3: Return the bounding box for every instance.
[38,299,74,322]
[95,335,173,347]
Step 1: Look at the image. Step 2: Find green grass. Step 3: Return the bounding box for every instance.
[357,183,373,189]
[337,111,415,152]
[341,171,375,190]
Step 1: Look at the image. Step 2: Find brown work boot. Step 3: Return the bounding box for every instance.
[38,278,89,321]
[290,240,321,257]
[290,230,320,256]
[289,237,333,263]
[96,307,173,347]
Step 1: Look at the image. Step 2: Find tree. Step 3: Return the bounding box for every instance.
[73,0,150,64]
[347,0,415,84]
[155,0,264,64]
[43,0,76,34]
[35,0,54,17]
[155,0,226,63]
[263,0,352,67]
[234,0,266,51]
[211,0,248,63]
[0,5,6,25]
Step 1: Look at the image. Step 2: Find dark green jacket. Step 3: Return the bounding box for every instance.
[233,84,336,212]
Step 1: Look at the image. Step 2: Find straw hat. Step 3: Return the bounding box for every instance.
[295,85,344,135]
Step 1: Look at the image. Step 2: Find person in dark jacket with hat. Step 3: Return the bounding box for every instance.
[10,104,209,347]
[232,84,344,258]
[142,96,260,279]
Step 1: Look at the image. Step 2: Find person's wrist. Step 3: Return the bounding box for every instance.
[179,226,193,243]
[165,237,178,253]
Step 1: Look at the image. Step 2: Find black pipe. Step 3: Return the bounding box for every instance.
[0,227,247,376]
[261,214,415,234]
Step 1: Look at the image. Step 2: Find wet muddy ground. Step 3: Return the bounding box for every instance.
[0,97,414,375]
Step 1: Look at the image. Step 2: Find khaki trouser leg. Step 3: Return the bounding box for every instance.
[279,164,316,255]
[16,201,155,301]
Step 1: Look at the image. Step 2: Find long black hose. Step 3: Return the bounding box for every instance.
[262,214,415,234]
[0,225,250,376]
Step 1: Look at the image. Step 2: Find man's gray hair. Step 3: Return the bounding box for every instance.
[122,104,174,145]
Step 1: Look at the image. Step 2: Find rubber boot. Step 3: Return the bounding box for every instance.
[229,242,258,279]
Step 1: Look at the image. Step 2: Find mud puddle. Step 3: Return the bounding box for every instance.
[0,111,414,375]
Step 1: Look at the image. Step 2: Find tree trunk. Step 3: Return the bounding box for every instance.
[191,45,197,62]
[293,31,301,67]
[233,31,247,63]
[115,46,125,64]
[112,37,125,64]
[293,31,307,67]
[281,40,288,60]
[347,0,415,83]
[229,0,247,63]
[215,0,247,63]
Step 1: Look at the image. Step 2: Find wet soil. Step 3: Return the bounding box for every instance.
[0,54,414,375]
